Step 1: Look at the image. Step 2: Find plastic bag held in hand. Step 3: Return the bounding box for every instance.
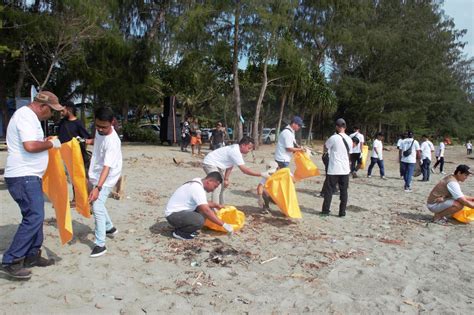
[222,223,234,233]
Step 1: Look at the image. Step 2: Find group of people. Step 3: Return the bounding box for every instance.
[180,117,228,156]
[2,96,473,281]
[1,91,123,280]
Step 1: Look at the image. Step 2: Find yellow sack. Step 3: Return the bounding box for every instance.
[264,168,302,218]
[204,206,245,232]
[294,151,320,181]
[359,145,369,169]
[453,206,474,223]
[43,148,73,244]
[60,138,91,218]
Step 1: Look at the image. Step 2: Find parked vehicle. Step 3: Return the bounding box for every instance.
[139,124,160,135]
[262,128,276,144]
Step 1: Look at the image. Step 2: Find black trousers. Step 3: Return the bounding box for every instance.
[166,210,204,233]
[322,174,349,215]
[433,157,444,172]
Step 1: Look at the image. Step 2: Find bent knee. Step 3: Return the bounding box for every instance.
[453,200,463,210]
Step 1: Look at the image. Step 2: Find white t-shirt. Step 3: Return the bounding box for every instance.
[325,133,352,175]
[275,126,296,162]
[435,142,445,157]
[5,106,49,178]
[88,128,122,187]
[400,138,420,163]
[397,138,403,149]
[420,140,434,160]
[371,139,383,159]
[203,144,245,169]
[349,131,364,153]
[447,181,464,200]
[165,178,208,217]
[467,143,472,149]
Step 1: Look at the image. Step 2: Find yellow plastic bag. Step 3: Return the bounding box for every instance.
[264,168,302,218]
[359,145,369,169]
[294,151,320,181]
[453,206,474,223]
[43,147,73,244]
[204,206,246,232]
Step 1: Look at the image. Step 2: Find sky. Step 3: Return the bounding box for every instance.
[441,0,474,58]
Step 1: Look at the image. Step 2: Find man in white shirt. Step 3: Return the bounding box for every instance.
[274,116,305,168]
[321,118,352,217]
[88,107,122,258]
[466,141,472,155]
[1,91,63,280]
[397,133,406,178]
[426,165,474,223]
[400,131,421,192]
[432,138,447,174]
[349,126,364,178]
[165,172,233,240]
[420,135,435,182]
[203,136,267,204]
[367,132,385,179]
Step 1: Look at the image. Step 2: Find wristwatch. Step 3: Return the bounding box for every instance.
[95,186,102,192]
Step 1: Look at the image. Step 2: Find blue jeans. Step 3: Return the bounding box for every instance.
[421,158,431,181]
[92,186,114,247]
[367,157,385,177]
[2,176,44,265]
[401,162,415,189]
[276,161,290,169]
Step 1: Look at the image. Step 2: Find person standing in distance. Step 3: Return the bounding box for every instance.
[88,107,122,258]
[420,135,435,182]
[1,91,64,280]
[321,118,352,217]
[274,116,305,169]
[400,131,421,192]
[349,126,365,178]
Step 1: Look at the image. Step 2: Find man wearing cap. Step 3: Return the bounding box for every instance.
[349,126,365,178]
[1,91,63,280]
[274,116,305,169]
[400,131,421,192]
[426,164,474,223]
[321,118,352,217]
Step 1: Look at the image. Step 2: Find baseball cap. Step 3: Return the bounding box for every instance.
[455,164,472,175]
[266,161,278,174]
[34,91,64,111]
[292,116,304,127]
[335,118,346,127]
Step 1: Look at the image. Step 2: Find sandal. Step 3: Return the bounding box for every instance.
[433,216,448,225]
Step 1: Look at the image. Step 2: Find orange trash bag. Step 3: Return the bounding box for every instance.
[294,151,320,181]
[204,206,246,232]
[359,145,369,169]
[264,168,302,218]
[453,206,474,223]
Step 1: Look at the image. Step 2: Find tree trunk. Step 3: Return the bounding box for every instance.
[122,102,129,124]
[232,0,243,141]
[0,79,8,137]
[276,90,287,139]
[307,111,316,143]
[15,50,27,98]
[253,53,269,149]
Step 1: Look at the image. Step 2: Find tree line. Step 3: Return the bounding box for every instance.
[1,0,473,145]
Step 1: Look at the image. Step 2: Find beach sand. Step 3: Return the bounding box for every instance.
[1,142,473,314]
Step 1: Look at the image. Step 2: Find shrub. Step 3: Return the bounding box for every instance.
[122,123,159,144]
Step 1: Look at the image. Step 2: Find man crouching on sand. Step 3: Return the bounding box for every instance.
[426,164,474,223]
[165,172,234,240]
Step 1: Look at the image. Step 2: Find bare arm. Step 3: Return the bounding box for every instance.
[286,147,304,153]
[238,164,261,177]
[197,204,225,226]
[457,196,474,209]
[23,140,53,153]
[88,166,111,202]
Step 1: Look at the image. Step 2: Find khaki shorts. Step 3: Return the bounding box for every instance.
[427,199,455,213]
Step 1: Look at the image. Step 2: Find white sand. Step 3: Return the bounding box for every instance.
[1,143,473,314]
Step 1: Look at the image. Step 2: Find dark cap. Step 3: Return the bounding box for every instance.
[33,91,64,111]
[291,116,304,127]
[455,164,472,175]
[335,118,346,127]
[407,130,414,138]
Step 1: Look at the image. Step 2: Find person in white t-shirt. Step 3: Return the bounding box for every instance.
[396,133,406,178]
[466,141,472,155]
[400,131,421,192]
[349,126,365,178]
[432,138,448,174]
[274,116,305,168]
[165,172,233,240]
[367,132,385,179]
[420,135,435,182]
[203,136,267,204]
[1,91,64,280]
[87,107,123,258]
[426,165,474,223]
[321,118,353,217]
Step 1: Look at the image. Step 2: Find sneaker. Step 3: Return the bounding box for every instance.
[106,227,118,237]
[441,171,446,175]
[352,172,358,178]
[381,176,387,180]
[0,263,32,280]
[190,231,200,238]
[404,188,413,193]
[338,211,346,217]
[172,230,195,240]
[367,175,372,178]
[90,246,107,258]
[320,211,331,216]
[24,249,55,267]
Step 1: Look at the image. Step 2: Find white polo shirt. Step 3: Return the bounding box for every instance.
[400,138,420,163]
[435,142,445,157]
[420,140,434,160]
[165,178,208,217]
[203,144,245,169]
[5,106,49,178]
[275,126,296,162]
[349,131,364,153]
[325,133,352,175]
[371,139,383,159]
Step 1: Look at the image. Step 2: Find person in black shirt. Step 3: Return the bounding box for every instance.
[210,121,226,150]
[57,101,91,143]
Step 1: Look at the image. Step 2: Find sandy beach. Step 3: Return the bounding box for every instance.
[1,142,473,314]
